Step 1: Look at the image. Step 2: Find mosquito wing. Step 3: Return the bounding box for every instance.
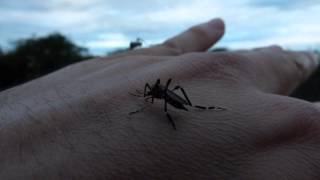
[166,90,189,105]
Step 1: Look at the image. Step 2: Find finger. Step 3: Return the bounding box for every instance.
[107,44,183,58]
[105,18,225,59]
[242,48,319,95]
[161,18,225,54]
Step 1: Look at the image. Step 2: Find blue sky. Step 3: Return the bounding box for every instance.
[0,0,320,55]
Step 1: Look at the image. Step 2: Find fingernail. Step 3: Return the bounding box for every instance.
[208,18,225,29]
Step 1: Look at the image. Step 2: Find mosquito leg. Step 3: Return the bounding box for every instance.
[128,92,143,97]
[172,85,226,111]
[164,94,168,112]
[208,106,226,110]
[163,86,176,130]
[155,79,161,85]
[165,78,172,89]
[194,105,207,110]
[136,89,143,94]
[166,113,176,130]
[164,78,171,112]
[164,78,172,112]
[145,96,154,103]
[172,86,179,91]
[173,86,192,106]
[144,83,152,97]
[145,96,152,102]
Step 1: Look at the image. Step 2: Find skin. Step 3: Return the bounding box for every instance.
[0,18,319,179]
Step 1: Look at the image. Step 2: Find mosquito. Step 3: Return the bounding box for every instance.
[129,78,226,129]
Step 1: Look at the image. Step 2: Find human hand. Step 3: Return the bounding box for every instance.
[1,18,319,179]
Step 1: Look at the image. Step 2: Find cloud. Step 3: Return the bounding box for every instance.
[248,0,319,10]
[0,0,319,54]
[86,33,130,49]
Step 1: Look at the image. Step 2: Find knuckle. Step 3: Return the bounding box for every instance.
[182,52,253,82]
[280,50,318,82]
[294,53,317,79]
[210,52,253,75]
[283,51,309,81]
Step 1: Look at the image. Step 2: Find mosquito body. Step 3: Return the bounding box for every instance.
[129,78,226,130]
[144,79,191,111]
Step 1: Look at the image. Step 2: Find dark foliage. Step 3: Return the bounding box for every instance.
[0,33,93,91]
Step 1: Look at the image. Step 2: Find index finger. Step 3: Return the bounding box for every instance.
[105,18,225,59]
[162,18,225,54]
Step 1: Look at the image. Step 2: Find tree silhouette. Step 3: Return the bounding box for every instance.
[0,33,93,91]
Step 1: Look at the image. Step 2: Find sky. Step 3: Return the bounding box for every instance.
[0,0,320,55]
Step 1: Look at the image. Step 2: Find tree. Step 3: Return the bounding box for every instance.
[0,33,93,91]
[13,33,91,75]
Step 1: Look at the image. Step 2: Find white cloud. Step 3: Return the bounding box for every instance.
[0,0,319,54]
[86,33,130,49]
[224,35,320,50]
[0,9,95,28]
[248,0,319,9]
